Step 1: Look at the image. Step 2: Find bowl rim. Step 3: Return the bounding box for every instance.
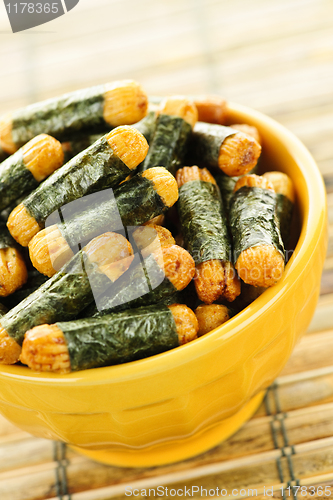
[0,101,327,385]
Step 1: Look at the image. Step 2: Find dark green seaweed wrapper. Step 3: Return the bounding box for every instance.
[132,111,156,144]
[10,85,109,148]
[116,174,166,226]
[229,186,285,263]
[1,269,49,310]
[141,114,192,175]
[0,145,8,163]
[56,174,166,250]
[0,303,7,317]
[215,173,239,213]
[178,180,231,265]
[84,252,178,318]
[59,304,179,371]
[192,122,236,169]
[61,112,156,164]
[23,135,131,227]
[276,193,294,248]
[1,192,29,223]
[0,150,38,211]
[62,133,106,163]
[215,163,260,214]
[0,221,17,250]
[0,248,112,345]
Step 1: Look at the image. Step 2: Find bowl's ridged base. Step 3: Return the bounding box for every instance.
[70,390,265,467]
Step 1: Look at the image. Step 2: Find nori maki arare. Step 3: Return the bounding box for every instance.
[28,167,178,277]
[0,87,296,373]
[83,244,195,317]
[229,174,285,288]
[263,171,295,248]
[191,121,261,177]
[0,80,148,153]
[176,166,240,304]
[0,232,133,365]
[21,303,199,373]
[140,97,198,176]
[0,134,64,211]
[7,126,149,247]
[60,111,157,163]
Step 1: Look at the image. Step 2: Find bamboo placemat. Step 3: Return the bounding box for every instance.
[1,0,333,498]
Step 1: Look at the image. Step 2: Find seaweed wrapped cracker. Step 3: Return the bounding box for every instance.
[0,231,134,365]
[28,167,178,277]
[84,242,195,318]
[61,111,157,164]
[263,171,295,248]
[21,304,198,373]
[176,166,240,304]
[7,126,149,247]
[229,174,285,288]
[192,121,261,177]
[0,80,148,153]
[0,134,64,211]
[141,96,198,176]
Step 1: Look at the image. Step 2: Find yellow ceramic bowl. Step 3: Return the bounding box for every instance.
[0,103,327,468]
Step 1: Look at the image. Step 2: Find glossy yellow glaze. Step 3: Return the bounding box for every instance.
[0,102,327,467]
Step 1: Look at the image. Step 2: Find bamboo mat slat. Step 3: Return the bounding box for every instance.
[308,294,333,333]
[1,0,333,498]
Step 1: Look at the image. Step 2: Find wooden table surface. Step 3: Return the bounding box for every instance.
[0,0,333,498]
